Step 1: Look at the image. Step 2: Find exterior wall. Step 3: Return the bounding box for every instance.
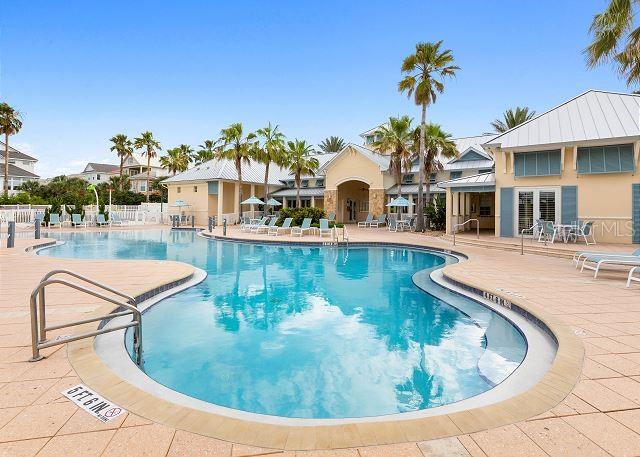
[166,182,209,225]
[324,190,337,216]
[324,147,386,191]
[494,145,640,243]
[369,188,385,217]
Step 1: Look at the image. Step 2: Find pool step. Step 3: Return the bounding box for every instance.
[440,235,576,259]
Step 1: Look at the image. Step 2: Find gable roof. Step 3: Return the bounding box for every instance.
[318,143,390,174]
[84,163,119,173]
[125,153,164,168]
[6,164,39,179]
[486,90,640,149]
[0,142,37,161]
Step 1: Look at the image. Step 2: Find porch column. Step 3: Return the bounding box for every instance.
[311,195,315,208]
[283,198,288,209]
[453,191,460,228]
[234,182,240,222]
[250,184,255,214]
[217,180,224,226]
[408,195,414,215]
[445,188,453,234]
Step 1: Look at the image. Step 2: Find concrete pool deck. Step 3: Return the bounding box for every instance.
[0,225,639,455]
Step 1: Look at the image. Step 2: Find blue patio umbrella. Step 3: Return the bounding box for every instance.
[386,196,414,207]
[241,196,265,205]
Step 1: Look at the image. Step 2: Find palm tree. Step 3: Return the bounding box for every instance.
[255,123,286,207]
[109,134,133,190]
[412,123,458,218]
[399,41,459,231]
[215,123,257,210]
[160,147,191,175]
[318,136,346,153]
[0,103,23,195]
[490,107,536,133]
[133,131,162,202]
[285,140,319,208]
[586,0,640,86]
[194,140,217,165]
[372,116,413,201]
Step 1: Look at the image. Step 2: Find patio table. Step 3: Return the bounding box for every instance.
[397,220,411,232]
[554,223,578,243]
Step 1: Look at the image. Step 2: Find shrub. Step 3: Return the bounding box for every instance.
[425,195,446,230]
[277,207,326,225]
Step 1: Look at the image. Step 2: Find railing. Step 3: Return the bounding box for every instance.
[452,218,479,246]
[343,225,350,248]
[520,223,541,255]
[0,209,47,224]
[29,270,142,365]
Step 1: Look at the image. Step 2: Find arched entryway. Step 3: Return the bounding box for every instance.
[336,180,370,223]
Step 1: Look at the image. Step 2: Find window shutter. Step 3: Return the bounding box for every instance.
[633,184,640,244]
[500,187,514,237]
[561,186,577,225]
[620,145,635,172]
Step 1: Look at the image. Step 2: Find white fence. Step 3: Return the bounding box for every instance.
[0,208,48,224]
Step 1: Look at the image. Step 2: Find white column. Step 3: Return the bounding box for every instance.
[250,184,255,215]
[217,180,224,226]
[311,195,315,208]
[408,195,414,215]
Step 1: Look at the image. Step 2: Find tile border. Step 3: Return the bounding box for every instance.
[61,233,584,450]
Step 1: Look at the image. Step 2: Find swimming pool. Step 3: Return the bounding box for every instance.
[40,230,529,419]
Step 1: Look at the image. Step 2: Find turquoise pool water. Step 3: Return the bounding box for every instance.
[39,230,527,419]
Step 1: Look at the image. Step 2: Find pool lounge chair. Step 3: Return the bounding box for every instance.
[358,214,373,228]
[291,218,312,237]
[96,214,110,227]
[370,214,387,228]
[110,213,126,226]
[240,216,252,232]
[627,266,640,288]
[576,249,640,270]
[388,218,398,232]
[268,217,292,236]
[254,217,277,234]
[318,218,332,238]
[48,213,61,228]
[247,217,268,233]
[572,248,640,267]
[582,255,640,279]
[71,213,88,228]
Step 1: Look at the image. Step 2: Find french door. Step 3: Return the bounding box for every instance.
[515,188,560,236]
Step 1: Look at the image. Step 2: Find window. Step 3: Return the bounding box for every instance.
[177,187,181,194]
[514,150,562,177]
[450,171,462,180]
[479,193,492,216]
[577,144,635,174]
[287,181,294,188]
[402,174,414,184]
[302,180,309,188]
[360,201,370,212]
[140,184,146,191]
[365,135,374,144]
[194,186,198,192]
[96,174,101,181]
[478,168,493,174]
[429,174,437,184]
[316,179,325,187]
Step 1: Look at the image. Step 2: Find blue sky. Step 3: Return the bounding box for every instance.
[0,0,626,177]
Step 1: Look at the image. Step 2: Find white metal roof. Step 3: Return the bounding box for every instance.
[437,172,496,189]
[487,90,640,149]
[453,134,496,156]
[270,187,326,197]
[385,184,444,195]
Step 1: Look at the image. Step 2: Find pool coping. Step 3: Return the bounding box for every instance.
[57,232,583,450]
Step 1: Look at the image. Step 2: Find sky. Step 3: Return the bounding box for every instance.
[0,0,629,178]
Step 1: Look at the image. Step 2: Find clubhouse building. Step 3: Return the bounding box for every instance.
[164,90,640,244]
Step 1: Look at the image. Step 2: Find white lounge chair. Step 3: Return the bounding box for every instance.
[248,217,268,233]
[268,218,292,236]
[577,249,640,270]
[579,250,640,278]
[627,266,640,288]
[240,216,253,232]
[254,217,277,234]
[370,214,387,228]
[319,219,332,238]
[71,213,87,228]
[110,213,126,226]
[48,213,61,228]
[358,214,374,227]
[96,214,110,227]
[291,218,312,237]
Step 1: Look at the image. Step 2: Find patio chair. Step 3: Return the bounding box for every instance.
[627,266,640,288]
[388,217,398,232]
[34,213,45,226]
[319,218,332,237]
[48,213,61,228]
[240,216,253,232]
[327,212,335,223]
[71,213,87,228]
[537,220,558,243]
[96,214,110,227]
[291,218,312,237]
[358,213,374,228]
[253,217,277,234]
[248,217,268,233]
[574,221,596,245]
[268,217,292,236]
[370,213,387,228]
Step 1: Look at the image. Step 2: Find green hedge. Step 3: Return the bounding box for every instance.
[276,207,326,225]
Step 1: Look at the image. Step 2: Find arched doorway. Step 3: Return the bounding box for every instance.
[336,180,370,223]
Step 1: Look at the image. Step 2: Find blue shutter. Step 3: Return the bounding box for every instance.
[633,184,640,244]
[561,186,577,225]
[207,181,218,195]
[590,147,605,173]
[577,147,590,174]
[620,145,635,172]
[514,154,525,177]
[500,187,514,237]
[549,150,562,175]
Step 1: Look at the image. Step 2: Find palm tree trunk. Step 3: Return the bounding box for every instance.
[146,154,151,202]
[424,155,432,231]
[119,157,124,191]
[236,159,243,219]
[296,175,301,208]
[3,133,9,195]
[264,161,270,214]
[416,104,427,232]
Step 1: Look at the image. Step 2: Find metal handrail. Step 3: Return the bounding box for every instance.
[29,273,142,365]
[520,223,541,255]
[343,225,349,248]
[452,218,479,246]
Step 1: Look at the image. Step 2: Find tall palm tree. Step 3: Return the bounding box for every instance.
[490,107,536,133]
[215,123,257,210]
[399,41,459,231]
[133,131,161,202]
[160,147,191,175]
[255,123,286,207]
[0,103,23,195]
[318,136,346,153]
[284,140,319,208]
[586,0,640,86]
[109,134,133,190]
[194,139,217,165]
[412,123,458,217]
[372,116,413,201]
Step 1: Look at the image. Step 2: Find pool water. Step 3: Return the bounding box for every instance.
[40,230,527,419]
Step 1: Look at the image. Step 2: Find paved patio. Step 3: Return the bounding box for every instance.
[0,225,638,456]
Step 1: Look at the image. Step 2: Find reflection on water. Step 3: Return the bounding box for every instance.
[40,230,526,419]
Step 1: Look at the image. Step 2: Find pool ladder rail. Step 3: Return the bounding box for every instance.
[330,226,350,249]
[28,269,143,366]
